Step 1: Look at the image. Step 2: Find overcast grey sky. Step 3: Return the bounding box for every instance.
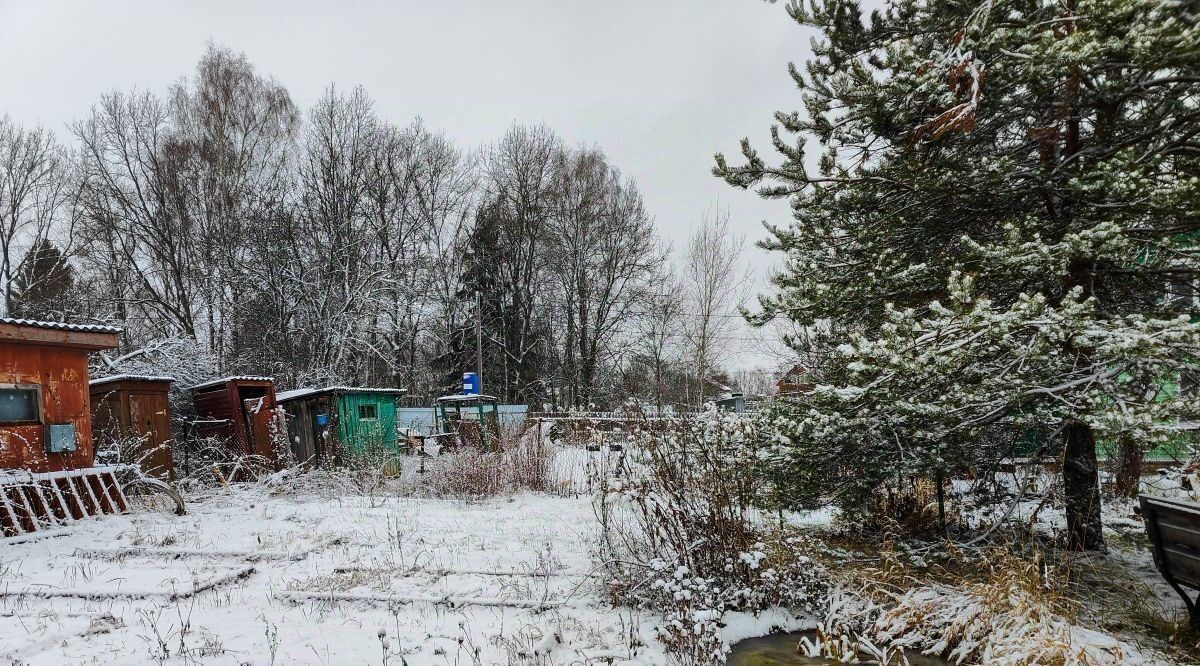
[0,0,815,368]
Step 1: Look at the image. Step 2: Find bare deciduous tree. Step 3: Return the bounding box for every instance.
[549,147,664,407]
[0,116,72,317]
[634,268,685,411]
[25,48,688,410]
[683,206,749,404]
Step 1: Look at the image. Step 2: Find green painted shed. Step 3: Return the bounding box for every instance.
[276,386,405,465]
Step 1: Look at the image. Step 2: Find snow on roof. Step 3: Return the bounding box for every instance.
[0,318,122,333]
[276,386,406,403]
[89,374,176,386]
[189,375,275,390]
[436,393,499,403]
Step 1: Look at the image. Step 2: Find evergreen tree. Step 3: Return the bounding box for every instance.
[718,0,1200,549]
[10,239,75,321]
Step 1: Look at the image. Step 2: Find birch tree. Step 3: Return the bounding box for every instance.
[683,207,749,404]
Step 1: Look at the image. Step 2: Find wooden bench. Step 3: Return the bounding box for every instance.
[1139,494,1200,630]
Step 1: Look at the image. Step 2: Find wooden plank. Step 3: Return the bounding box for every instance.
[46,479,73,522]
[104,472,129,513]
[71,476,99,516]
[27,483,62,528]
[87,474,117,515]
[0,489,25,535]
[274,589,565,611]
[56,478,80,518]
[1162,545,1200,588]
[10,487,37,532]
[0,566,256,601]
[1139,494,1200,630]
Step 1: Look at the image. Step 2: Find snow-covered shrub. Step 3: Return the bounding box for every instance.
[171,434,274,490]
[595,408,828,664]
[327,437,405,503]
[857,475,950,539]
[90,336,220,429]
[93,432,158,470]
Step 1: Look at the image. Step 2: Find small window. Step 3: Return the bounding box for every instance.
[358,404,378,421]
[0,386,40,424]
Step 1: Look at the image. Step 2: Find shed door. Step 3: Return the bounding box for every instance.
[244,398,280,463]
[129,392,173,479]
[285,402,318,465]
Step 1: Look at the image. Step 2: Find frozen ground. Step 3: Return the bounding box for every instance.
[2,448,1192,665]
[0,482,795,665]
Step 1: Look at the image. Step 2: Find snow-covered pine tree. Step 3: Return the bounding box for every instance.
[717,0,1200,549]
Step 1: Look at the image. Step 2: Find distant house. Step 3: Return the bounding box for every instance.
[776,364,815,396]
[189,376,281,464]
[0,318,120,473]
[715,392,747,413]
[89,375,175,479]
[276,386,405,464]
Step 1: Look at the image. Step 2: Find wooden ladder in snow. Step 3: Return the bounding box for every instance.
[0,466,130,538]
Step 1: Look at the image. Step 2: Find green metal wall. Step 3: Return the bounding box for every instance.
[336,393,398,455]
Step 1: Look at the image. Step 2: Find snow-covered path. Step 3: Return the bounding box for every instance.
[0,487,667,665]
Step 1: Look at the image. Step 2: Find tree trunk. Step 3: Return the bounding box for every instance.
[1113,435,1144,499]
[1063,420,1106,551]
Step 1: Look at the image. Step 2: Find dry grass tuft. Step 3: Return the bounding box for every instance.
[422,429,557,500]
[808,546,1175,665]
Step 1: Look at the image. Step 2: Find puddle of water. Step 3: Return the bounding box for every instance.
[728,631,950,666]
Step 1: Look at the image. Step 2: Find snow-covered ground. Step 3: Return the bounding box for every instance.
[0,482,795,665]
[3,446,1193,665]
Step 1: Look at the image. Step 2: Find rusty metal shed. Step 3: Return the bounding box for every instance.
[0,318,120,473]
[189,376,280,464]
[90,375,175,479]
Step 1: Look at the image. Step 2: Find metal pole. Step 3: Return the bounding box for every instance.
[475,289,484,394]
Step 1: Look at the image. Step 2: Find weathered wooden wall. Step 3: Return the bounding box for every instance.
[90,379,174,479]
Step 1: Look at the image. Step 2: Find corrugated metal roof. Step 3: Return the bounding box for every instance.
[189,375,275,390]
[436,394,499,403]
[89,374,176,386]
[0,318,122,333]
[276,385,406,403]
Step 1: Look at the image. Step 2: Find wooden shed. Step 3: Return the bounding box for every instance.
[0,318,120,473]
[0,319,131,537]
[276,386,404,464]
[189,376,281,463]
[89,375,175,479]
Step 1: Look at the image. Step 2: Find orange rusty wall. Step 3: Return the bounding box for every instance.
[0,343,94,472]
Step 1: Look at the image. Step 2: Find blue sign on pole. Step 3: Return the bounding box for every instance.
[462,372,479,395]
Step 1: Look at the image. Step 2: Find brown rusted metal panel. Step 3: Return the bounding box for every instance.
[190,378,277,464]
[0,344,101,473]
